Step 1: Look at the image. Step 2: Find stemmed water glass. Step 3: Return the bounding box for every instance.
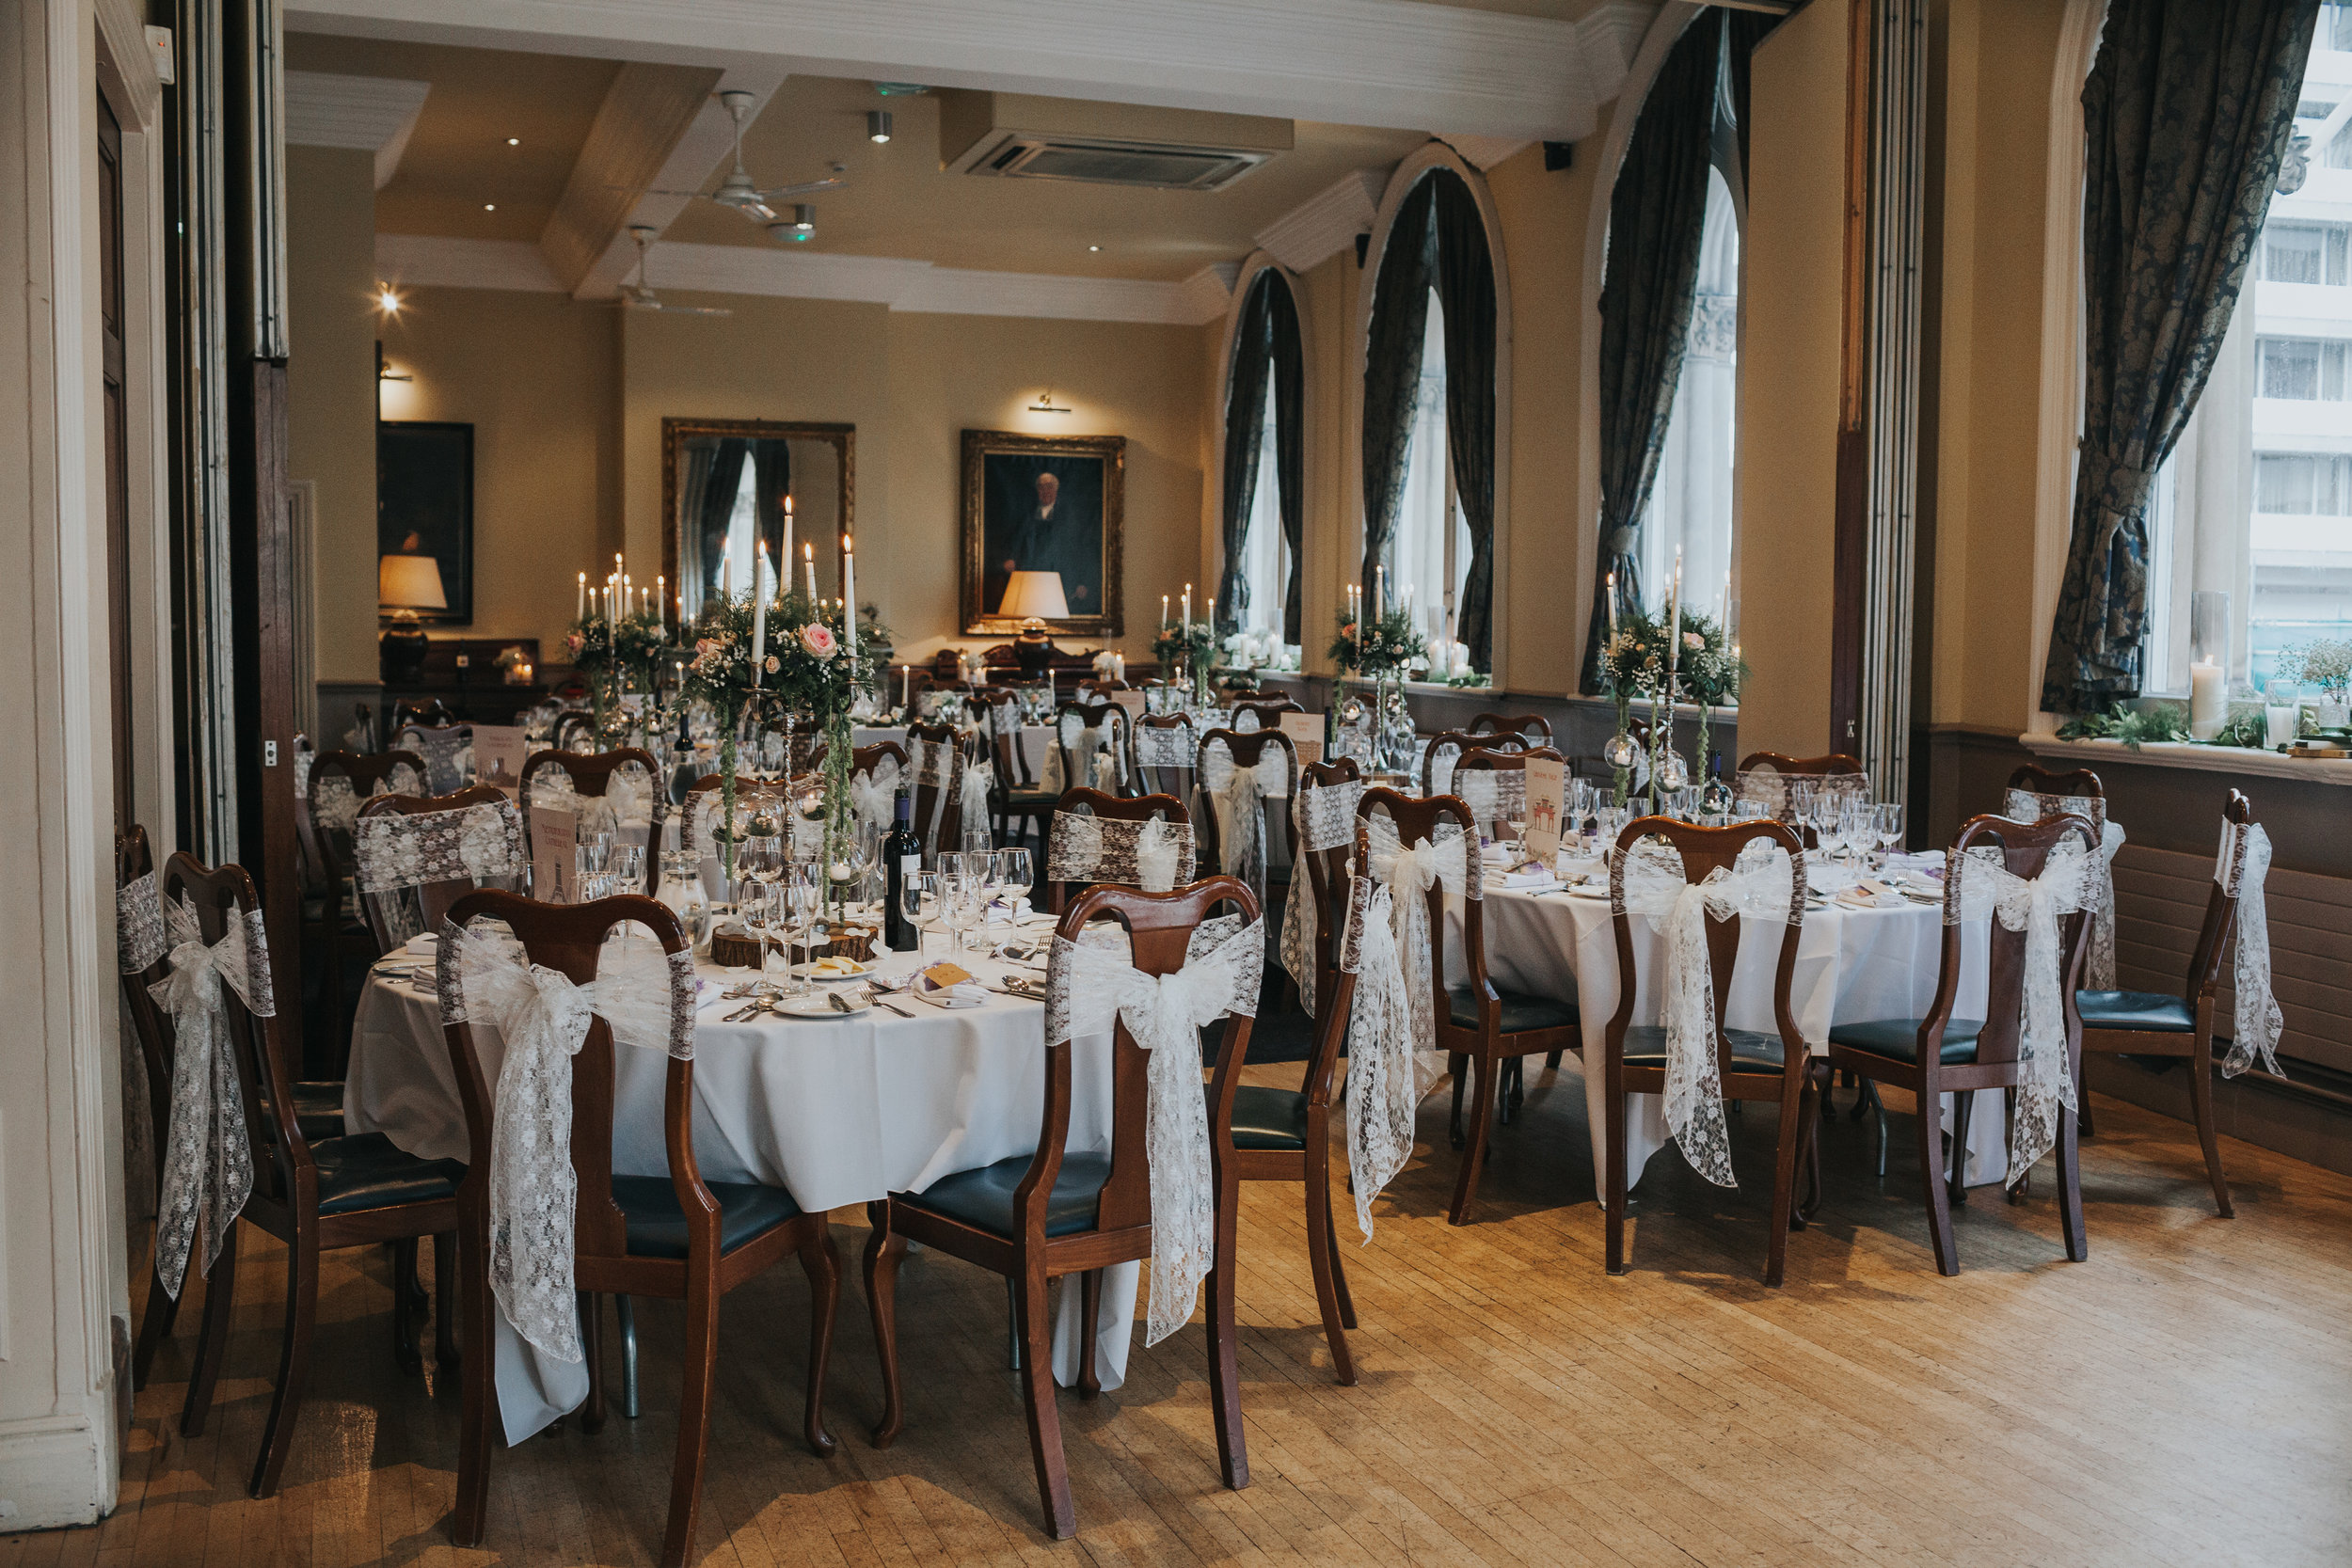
[938,855,985,957]
[995,847,1035,913]
[784,863,824,991]
[1874,801,1905,865]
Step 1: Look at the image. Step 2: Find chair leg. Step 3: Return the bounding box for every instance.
[1497,1056,1522,1125]
[1013,1272,1077,1540]
[451,1212,496,1548]
[1005,1275,1023,1371]
[1763,1073,1811,1287]
[658,1276,723,1568]
[1873,1085,1889,1179]
[1604,1070,1629,1275]
[180,1220,239,1438]
[578,1290,607,1433]
[250,1229,320,1498]
[615,1293,640,1418]
[1544,1050,1564,1071]
[2075,1052,2096,1137]
[1321,1180,1358,1331]
[432,1232,460,1370]
[1301,1143,1357,1386]
[390,1238,422,1375]
[1448,1053,1498,1226]
[1447,1052,1469,1149]
[1076,1270,1103,1399]
[133,1245,187,1391]
[1948,1088,1974,1209]
[1914,1085,1960,1276]
[796,1226,840,1455]
[1206,1180,1248,1494]
[2189,1035,2233,1218]
[2057,1093,2088,1262]
[861,1204,908,1449]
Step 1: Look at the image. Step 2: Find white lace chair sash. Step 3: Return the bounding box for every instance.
[1947,838,2100,1183]
[1046,809,1195,891]
[850,756,902,833]
[2006,787,2122,988]
[1454,767,1527,832]
[148,892,275,1296]
[1057,711,1128,792]
[1733,767,1865,822]
[310,763,423,835]
[958,759,995,849]
[119,868,167,974]
[2217,820,2283,1078]
[1359,813,1478,1070]
[398,726,474,795]
[1046,913,1263,1344]
[1611,838,1802,1188]
[435,916,695,1399]
[354,800,526,894]
[1133,721,1197,769]
[1279,777,1365,1016]
[1337,869,1432,1240]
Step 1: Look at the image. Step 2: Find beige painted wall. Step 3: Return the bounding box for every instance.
[285,145,380,684]
[376,287,622,661]
[1733,0,1849,759]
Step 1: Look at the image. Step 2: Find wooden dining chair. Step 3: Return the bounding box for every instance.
[521,746,668,858]
[864,879,1258,1539]
[119,827,190,1390]
[167,854,467,1497]
[1231,698,1305,734]
[2073,789,2251,1216]
[1220,870,1365,1385]
[1055,699,1132,799]
[1470,711,1553,748]
[1825,812,2097,1275]
[394,721,474,795]
[554,708,599,750]
[391,697,456,730]
[1196,726,1298,898]
[1737,750,1865,777]
[1450,747,1572,1119]
[351,788,521,950]
[1131,711,1200,801]
[979,696,1057,845]
[1290,759,1363,1017]
[307,748,426,1070]
[437,891,838,1567]
[1599,816,1820,1284]
[1419,728,1519,797]
[1357,789,1578,1225]
[903,720,969,863]
[1042,788,1194,913]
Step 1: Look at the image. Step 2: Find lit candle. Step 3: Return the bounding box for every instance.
[577,572,586,622]
[722,540,733,602]
[2189,656,2226,736]
[842,536,857,666]
[657,575,665,625]
[1182,583,1192,629]
[803,541,817,600]
[1161,594,1169,632]
[782,495,794,586]
[1606,571,1617,638]
[1374,565,1384,620]
[751,541,769,692]
[1666,546,1683,679]
[901,664,911,709]
[1207,596,1215,631]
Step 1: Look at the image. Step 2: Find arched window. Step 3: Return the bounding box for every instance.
[1216,266,1304,645]
[1361,162,1500,674]
[1636,167,1740,628]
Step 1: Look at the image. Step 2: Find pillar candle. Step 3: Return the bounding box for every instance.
[1182,584,1192,629]
[751,542,769,692]
[722,541,733,602]
[1161,594,1169,632]
[2189,657,2226,736]
[803,541,817,600]
[577,572,586,622]
[842,537,857,666]
[783,496,794,586]
[1665,547,1683,679]
[1606,571,1617,639]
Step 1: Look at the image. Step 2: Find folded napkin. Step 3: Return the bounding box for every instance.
[914,978,989,1008]
[404,932,439,957]
[1498,863,1557,888]
[981,895,1031,926]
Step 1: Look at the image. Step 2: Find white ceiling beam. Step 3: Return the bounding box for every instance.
[285,0,1661,141]
[1253,169,1384,274]
[539,61,724,293]
[284,70,431,187]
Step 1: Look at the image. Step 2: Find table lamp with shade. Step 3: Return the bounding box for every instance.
[378,552,446,683]
[998,570,1068,679]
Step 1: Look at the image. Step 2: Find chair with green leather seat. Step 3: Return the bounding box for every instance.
[1358,788,1578,1225]
[437,890,840,1568]
[166,854,469,1500]
[2074,788,2252,1217]
[1452,747,1573,1125]
[1599,815,1820,1284]
[1825,812,2097,1275]
[863,879,1258,1539]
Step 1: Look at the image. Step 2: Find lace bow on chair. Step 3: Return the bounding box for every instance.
[1337,870,1418,1240]
[119,868,168,974]
[150,895,274,1296]
[354,802,526,943]
[1947,841,2100,1184]
[1279,778,1363,1016]
[2005,788,2124,989]
[1360,813,1478,1070]
[1611,839,1802,1188]
[2217,820,2284,1079]
[435,918,695,1436]
[960,759,995,848]
[311,764,422,833]
[1044,915,1263,1344]
[1454,769,1527,834]
[849,759,900,833]
[1047,813,1194,893]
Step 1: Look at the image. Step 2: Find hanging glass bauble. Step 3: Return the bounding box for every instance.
[1659,749,1691,790]
[1602,731,1638,770]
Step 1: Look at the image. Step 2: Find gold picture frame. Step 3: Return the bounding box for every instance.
[961,428,1124,637]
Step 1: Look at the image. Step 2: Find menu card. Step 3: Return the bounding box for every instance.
[530,802,577,904]
[472,724,527,797]
[1522,756,1565,862]
[1111,689,1146,721]
[1278,711,1324,767]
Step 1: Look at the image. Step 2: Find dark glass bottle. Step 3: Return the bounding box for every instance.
[882,791,922,952]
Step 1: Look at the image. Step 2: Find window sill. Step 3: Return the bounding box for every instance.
[2018,731,2352,786]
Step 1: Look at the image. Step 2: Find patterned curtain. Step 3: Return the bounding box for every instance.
[697,438,748,603]
[749,437,792,575]
[1360,178,1438,593]
[1580,18,1723,693]
[1269,275,1307,643]
[2040,0,2315,714]
[1432,172,1500,672]
[1217,274,1277,636]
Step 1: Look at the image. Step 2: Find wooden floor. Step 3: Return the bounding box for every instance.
[9,1066,2350,1568]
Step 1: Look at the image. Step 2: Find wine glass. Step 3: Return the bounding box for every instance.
[938,856,984,957]
[1874,801,1906,864]
[786,863,825,991]
[995,847,1035,913]
[740,879,782,982]
[902,868,941,961]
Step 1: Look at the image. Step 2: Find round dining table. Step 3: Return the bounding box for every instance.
[1445,850,2010,1198]
[344,935,1141,1405]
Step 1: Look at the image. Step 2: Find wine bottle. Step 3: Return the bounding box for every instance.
[882,791,922,952]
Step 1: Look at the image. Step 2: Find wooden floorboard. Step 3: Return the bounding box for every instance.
[8,1068,2351,1567]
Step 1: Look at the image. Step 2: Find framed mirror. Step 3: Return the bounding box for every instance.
[660,419,855,623]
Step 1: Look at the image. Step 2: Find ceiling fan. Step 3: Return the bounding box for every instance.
[603,226,731,317]
[628,88,846,222]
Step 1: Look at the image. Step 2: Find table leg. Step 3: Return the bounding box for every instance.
[616,1294,640,1418]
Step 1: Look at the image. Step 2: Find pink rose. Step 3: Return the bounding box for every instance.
[764,654,780,673]
[565,632,584,656]
[799,623,837,659]
[1682,631,1705,652]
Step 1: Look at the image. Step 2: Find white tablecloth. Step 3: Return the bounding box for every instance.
[1446,862,2008,1197]
[346,942,1139,1401]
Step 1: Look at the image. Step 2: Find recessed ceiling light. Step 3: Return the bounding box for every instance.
[484,203,496,212]
[375,282,401,313]
[505,136,519,147]
[1088,245,1100,252]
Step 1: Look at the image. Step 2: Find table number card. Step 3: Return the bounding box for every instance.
[472,725,527,797]
[1522,756,1565,861]
[1111,689,1146,721]
[530,802,577,904]
[1279,711,1324,767]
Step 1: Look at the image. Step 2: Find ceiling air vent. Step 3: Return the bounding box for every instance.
[939,91,1291,194]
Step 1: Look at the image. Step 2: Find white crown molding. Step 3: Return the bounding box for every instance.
[285,0,1656,140]
[284,70,430,188]
[1253,169,1385,274]
[376,232,563,291]
[379,232,1232,324]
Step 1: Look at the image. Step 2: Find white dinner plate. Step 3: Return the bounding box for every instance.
[771,990,872,1018]
[791,959,874,981]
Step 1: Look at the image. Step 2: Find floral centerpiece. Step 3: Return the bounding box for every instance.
[1153,621,1218,691]
[564,613,619,728]
[2289,637,2352,725]
[1328,605,1426,677]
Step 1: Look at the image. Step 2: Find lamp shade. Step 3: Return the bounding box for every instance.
[997,570,1069,621]
[378,552,448,610]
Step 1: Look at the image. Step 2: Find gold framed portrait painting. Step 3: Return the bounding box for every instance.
[961,429,1124,637]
